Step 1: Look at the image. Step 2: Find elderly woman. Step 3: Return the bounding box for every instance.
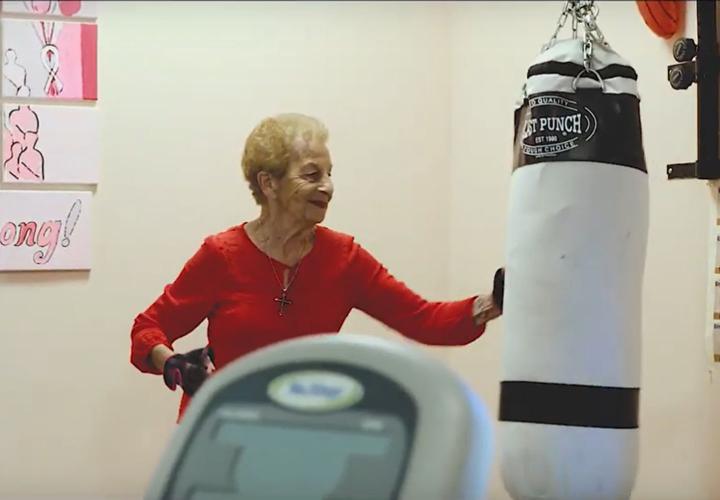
[130,113,504,419]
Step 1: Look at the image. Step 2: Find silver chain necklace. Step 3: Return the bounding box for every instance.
[266,256,302,317]
[254,220,312,317]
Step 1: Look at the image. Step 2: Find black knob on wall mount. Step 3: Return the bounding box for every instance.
[668,61,696,90]
[673,37,698,62]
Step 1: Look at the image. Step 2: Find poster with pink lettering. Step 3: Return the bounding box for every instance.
[0,1,98,18]
[2,103,99,183]
[0,190,91,271]
[1,18,97,100]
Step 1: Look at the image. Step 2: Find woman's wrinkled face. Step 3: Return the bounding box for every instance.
[275,139,334,224]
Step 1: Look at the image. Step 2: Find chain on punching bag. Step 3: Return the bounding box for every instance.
[499,2,649,499]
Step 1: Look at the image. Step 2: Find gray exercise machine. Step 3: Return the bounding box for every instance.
[145,334,493,500]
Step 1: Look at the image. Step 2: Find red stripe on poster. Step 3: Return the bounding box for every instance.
[81,23,97,100]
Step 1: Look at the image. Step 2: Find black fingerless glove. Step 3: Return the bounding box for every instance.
[163,347,214,397]
[492,267,505,312]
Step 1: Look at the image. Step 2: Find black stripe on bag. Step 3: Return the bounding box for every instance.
[513,91,647,173]
[527,61,638,81]
[499,381,639,429]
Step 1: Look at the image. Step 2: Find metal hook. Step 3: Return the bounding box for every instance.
[572,68,605,91]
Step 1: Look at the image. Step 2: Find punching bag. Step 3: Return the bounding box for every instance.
[499,22,649,500]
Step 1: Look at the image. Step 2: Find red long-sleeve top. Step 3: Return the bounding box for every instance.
[131,223,484,418]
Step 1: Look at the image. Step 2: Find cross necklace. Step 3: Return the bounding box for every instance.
[267,256,302,317]
[255,222,313,317]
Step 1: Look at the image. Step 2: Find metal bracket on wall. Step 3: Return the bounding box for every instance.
[666,0,720,180]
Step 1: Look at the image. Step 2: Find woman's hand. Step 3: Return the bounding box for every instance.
[492,267,504,311]
[161,347,215,396]
[472,268,504,326]
[150,344,174,372]
[472,294,501,326]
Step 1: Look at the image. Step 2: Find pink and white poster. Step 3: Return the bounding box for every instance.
[0,190,91,270]
[1,18,97,100]
[2,103,99,183]
[0,1,97,18]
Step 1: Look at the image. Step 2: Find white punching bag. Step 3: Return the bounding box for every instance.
[499,12,649,500]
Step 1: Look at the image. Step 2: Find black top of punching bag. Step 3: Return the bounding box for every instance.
[513,60,647,174]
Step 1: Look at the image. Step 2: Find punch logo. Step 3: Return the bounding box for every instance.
[521,95,597,157]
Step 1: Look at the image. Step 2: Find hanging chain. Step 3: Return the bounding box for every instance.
[527,1,609,100]
[579,1,606,45]
[543,0,608,60]
[571,6,579,39]
[577,1,606,72]
[536,0,609,92]
[582,33,593,72]
[543,1,572,51]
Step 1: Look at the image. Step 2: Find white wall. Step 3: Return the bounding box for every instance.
[1,1,718,499]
